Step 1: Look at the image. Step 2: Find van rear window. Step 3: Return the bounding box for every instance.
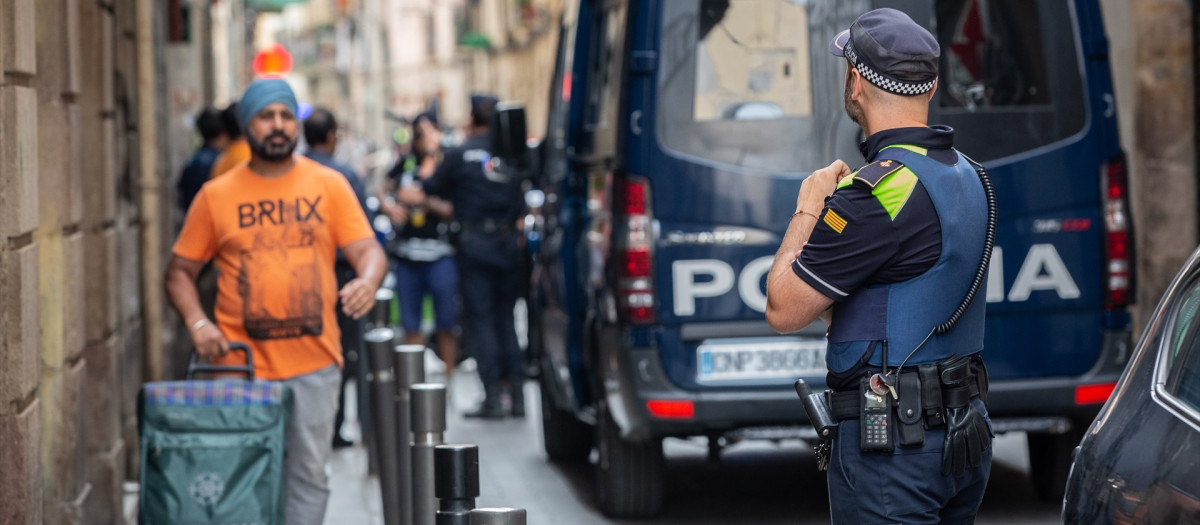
[656,0,1087,170]
[931,0,1087,161]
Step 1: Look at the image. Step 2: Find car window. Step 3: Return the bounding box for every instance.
[1163,278,1200,411]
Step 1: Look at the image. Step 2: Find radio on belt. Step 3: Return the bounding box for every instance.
[860,377,894,452]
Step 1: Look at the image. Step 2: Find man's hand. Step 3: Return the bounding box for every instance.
[795,160,851,216]
[192,321,231,358]
[381,198,409,224]
[397,186,427,207]
[339,277,378,319]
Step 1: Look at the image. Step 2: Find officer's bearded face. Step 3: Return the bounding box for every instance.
[844,67,866,128]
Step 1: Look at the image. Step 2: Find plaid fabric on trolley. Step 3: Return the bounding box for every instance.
[143,380,285,406]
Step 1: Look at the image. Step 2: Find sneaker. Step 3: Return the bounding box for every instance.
[463,401,505,419]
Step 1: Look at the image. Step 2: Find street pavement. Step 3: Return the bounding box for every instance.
[324,358,1062,525]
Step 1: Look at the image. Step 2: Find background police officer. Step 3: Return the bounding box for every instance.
[765,9,993,524]
[410,94,528,418]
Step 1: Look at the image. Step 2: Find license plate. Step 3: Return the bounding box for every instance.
[697,337,827,383]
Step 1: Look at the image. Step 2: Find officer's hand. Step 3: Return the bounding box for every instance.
[339,278,378,319]
[941,400,992,477]
[192,322,230,359]
[796,160,851,216]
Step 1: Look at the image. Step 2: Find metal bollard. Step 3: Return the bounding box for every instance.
[411,383,447,525]
[372,288,396,329]
[468,508,526,525]
[365,287,395,476]
[366,328,402,525]
[434,444,479,525]
[394,345,426,525]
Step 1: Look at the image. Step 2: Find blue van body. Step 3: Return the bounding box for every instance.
[529,0,1133,517]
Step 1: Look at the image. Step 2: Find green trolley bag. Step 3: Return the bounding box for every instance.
[138,343,293,525]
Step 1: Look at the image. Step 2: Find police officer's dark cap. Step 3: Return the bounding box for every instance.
[829,8,939,96]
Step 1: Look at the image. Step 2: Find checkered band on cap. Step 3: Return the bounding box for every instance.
[845,41,936,96]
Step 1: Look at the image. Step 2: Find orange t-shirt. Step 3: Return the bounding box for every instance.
[210,139,252,179]
[174,157,376,380]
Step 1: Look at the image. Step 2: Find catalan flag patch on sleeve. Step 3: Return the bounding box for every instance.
[823,209,848,233]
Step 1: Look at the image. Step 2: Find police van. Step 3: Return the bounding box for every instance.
[524,0,1133,517]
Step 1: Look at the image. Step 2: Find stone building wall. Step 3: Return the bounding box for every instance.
[0,0,174,523]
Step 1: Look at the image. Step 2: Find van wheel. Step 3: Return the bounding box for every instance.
[594,403,664,518]
[540,377,593,463]
[1027,428,1083,502]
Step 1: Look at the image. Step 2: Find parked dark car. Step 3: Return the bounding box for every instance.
[1063,245,1200,523]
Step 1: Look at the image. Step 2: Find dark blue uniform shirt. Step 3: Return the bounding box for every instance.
[793,126,956,300]
[423,135,524,227]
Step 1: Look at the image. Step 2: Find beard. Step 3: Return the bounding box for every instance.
[248,131,297,161]
[844,72,866,128]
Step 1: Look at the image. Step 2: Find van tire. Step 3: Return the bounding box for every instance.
[540,378,593,463]
[1027,428,1082,502]
[594,403,664,518]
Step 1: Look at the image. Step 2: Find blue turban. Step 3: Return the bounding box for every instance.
[236,79,298,132]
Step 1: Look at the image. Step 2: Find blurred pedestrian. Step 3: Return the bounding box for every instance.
[304,107,371,449]
[165,78,388,525]
[381,113,460,378]
[409,95,526,419]
[177,107,228,213]
[210,102,252,179]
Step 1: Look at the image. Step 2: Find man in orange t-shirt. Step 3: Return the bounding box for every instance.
[165,79,387,525]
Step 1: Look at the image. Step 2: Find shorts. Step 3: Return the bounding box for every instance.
[394,256,458,334]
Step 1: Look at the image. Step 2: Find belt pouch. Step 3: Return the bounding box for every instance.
[918,364,944,427]
[939,355,972,409]
[896,372,924,446]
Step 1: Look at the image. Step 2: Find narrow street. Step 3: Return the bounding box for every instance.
[325,364,1062,525]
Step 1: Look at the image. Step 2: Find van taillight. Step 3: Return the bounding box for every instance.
[620,177,654,323]
[1102,155,1134,308]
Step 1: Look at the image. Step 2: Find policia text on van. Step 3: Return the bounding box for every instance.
[527,0,1134,518]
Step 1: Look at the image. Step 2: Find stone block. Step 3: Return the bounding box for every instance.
[38,96,69,229]
[34,0,67,95]
[84,440,126,525]
[64,0,82,96]
[0,399,43,525]
[120,320,143,480]
[84,337,120,453]
[83,119,117,229]
[0,86,40,238]
[38,234,65,369]
[65,231,85,360]
[2,0,38,76]
[0,243,39,413]
[79,0,115,115]
[42,358,88,520]
[84,229,118,345]
[118,226,143,326]
[67,104,84,226]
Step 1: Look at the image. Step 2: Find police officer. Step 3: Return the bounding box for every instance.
[408,95,527,418]
[765,9,992,524]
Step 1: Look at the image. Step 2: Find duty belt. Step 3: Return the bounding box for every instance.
[828,362,987,426]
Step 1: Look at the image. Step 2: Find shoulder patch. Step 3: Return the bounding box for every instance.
[851,160,905,188]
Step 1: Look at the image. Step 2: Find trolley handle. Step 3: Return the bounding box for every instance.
[186,342,255,380]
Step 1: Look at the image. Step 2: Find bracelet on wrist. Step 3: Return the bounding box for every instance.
[189,318,211,334]
[791,209,819,221]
